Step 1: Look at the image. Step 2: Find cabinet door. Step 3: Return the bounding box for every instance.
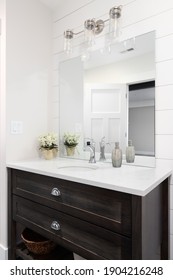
[13,196,132,260]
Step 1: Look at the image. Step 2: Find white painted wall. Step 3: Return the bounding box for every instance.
[129,106,155,155]
[6,0,52,161]
[51,0,173,259]
[0,0,7,260]
[85,52,155,84]
[0,0,52,259]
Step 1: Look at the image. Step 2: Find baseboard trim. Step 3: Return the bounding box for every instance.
[0,244,8,260]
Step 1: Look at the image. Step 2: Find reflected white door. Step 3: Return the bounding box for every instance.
[84,83,127,153]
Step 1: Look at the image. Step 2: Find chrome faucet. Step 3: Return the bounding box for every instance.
[84,138,96,163]
[99,136,106,161]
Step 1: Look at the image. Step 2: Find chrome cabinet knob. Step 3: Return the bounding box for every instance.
[51,221,61,231]
[51,187,61,197]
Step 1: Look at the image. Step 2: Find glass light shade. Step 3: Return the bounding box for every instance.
[84,19,96,47]
[64,30,73,54]
[109,6,122,42]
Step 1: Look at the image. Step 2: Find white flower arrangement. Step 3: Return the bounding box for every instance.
[38,132,58,150]
[63,133,80,147]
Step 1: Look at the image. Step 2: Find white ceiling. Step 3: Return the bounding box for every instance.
[39,0,62,9]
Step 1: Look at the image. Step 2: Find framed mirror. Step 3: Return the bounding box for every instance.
[59,31,155,167]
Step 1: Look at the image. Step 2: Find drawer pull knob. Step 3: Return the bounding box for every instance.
[51,221,61,231]
[51,188,61,197]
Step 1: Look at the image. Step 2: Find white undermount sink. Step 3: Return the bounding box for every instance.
[57,164,98,172]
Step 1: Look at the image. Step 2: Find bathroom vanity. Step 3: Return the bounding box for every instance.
[7,159,172,260]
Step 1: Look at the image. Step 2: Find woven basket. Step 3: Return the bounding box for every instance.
[21,228,56,255]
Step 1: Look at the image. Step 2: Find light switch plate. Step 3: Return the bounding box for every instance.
[11,121,23,134]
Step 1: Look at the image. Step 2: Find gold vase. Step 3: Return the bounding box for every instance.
[65,146,76,156]
[42,149,57,160]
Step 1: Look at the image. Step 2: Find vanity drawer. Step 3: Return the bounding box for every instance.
[12,169,132,236]
[13,196,132,260]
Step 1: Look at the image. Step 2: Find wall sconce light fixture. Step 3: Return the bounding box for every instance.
[109,6,122,39]
[64,5,122,53]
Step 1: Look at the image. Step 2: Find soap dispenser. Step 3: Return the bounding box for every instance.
[126,140,135,163]
[112,142,122,167]
[99,136,106,161]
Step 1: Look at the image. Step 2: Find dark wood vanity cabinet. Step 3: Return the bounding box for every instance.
[8,168,168,260]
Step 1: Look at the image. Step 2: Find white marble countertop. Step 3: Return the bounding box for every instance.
[6,158,172,196]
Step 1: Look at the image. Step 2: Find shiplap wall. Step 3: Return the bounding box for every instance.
[51,0,173,259]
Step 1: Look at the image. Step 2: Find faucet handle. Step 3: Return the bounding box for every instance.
[84,137,94,151]
[84,137,96,163]
[84,137,95,146]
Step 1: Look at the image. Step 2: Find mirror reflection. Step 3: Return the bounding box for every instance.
[59,31,155,167]
[128,81,155,157]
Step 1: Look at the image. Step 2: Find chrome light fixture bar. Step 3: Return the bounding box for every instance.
[64,5,122,53]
